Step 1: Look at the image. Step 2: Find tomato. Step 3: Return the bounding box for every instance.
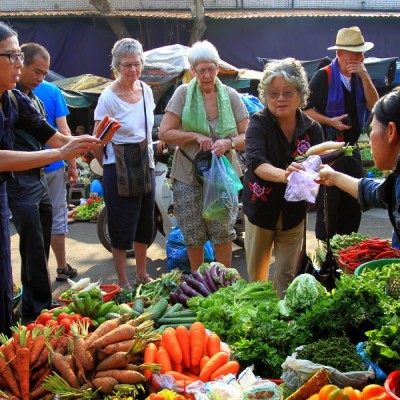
[26,322,36,331]
[36,312,53,325]
[45,319,59,328]
[319,385,340,400]
[58,318,72,333]
[71,313,82,322]
[362,384,387,400]
[57,312,72,323]
[343,387,362,400]
[34,323,45,330]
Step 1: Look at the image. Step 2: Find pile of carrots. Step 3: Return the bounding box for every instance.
[0,324,65,399]
[143,321,240,395]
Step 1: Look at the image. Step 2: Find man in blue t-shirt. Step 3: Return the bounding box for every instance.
[34,79,79,281]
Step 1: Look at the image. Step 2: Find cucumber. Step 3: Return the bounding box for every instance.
[134,298,145,314]
[105,312,121,320]
[149,298,169,322]
[159,310,196,319]
[156,316,197,325]
[163,303,184,316]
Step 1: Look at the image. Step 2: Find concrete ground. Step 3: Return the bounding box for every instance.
[10,207,393,321]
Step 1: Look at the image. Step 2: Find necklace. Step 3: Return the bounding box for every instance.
[118,78,135,96]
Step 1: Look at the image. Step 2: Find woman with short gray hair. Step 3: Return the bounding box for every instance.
[242,57,323,298]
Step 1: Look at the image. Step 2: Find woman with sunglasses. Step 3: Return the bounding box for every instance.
[243,58,323,298]
[318,88,400,249]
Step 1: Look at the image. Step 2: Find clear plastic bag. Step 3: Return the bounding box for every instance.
[202,153,239,221]
[284,155,321,203]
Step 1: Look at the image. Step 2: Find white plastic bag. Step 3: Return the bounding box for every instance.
[284,155,321,203]
[281,347,375,391]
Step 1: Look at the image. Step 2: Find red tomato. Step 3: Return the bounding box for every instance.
[36,312,53,325]
[45,319,58,328]
[26,322,36,331]
[81,317,93,328]
[57,313,72,323]
[34,323,45,330]
[71,313,82,322]
[58,318,72,333]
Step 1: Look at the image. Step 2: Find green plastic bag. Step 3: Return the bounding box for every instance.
[221,155,243,192]
[202,153,239,221]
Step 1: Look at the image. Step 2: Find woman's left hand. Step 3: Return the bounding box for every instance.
[211,138,231,157]
[284,161,305,182]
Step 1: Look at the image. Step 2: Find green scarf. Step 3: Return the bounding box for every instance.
[182,77,237,138]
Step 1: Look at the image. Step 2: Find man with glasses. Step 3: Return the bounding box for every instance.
[304,27,379,241]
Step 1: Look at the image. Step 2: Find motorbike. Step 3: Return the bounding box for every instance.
[96,142,245,258]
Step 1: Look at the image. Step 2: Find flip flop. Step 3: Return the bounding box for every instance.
[56,264,78,282]
[136,274,153,285]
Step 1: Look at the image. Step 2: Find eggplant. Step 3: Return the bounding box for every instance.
[193,270,213,292]
[210,264,221,286]
[180,281,203,298]
[204,268,219,292]
[169,292,179,304]
[182,274,211,297]
[177,293,189,307]
[218,269,226,287]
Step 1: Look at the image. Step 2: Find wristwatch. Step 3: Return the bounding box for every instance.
[230,138,235,149]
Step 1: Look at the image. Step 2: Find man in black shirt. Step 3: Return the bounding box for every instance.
[304,26,379,240]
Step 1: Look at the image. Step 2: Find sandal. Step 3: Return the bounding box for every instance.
[121,283,133,290]
[56,264,78,282]
[136,274,153,285]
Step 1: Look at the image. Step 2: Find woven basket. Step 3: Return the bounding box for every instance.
[385,370,400,400]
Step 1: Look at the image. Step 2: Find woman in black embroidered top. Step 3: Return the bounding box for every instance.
[243,58,323,298]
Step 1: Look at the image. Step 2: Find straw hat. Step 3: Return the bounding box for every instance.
[90,158,103,176]
[327,26,374,52]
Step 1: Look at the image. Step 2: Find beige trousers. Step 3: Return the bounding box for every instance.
[245,213,304,299]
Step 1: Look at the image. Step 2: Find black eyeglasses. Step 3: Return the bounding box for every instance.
[0,52,24,64]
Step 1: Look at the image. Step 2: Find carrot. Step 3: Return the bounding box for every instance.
[189,322,206,367]
[96,351,132,372]
[30,334,47,367]
[182,369,201,380]
[50,352,80,389]
[0,355,21,397]
[73,336,95,372]
[156,347,172,374]
[175,325,191,369]
[203,333,209,357]
[143,343,158,380]
[199,351,229,382]
[200,355,210,370]
[33,335,59,369]
[16,330,31,400]
[31,366,52,390]
[92,377,118,395]
[95,369,146,384]
[188,364,200,376]
[162,327,183,365]
[0,340,17,371]
[89,323,136,349]
[210,360,240,380]
[84,314,131,348]
[102,339,134,355]
[206,333,221,357]
[30,385,51,400]
[166,370,196,383]
[172,359,183,373]
[55,335,70,356]
[31,363,51,382]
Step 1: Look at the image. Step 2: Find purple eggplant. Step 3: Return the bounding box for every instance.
[180,281,203,298]
[178,293,189,307]
[204,268,219,292]
[210,264,221,286]
[193,270,213,292]
[169,292,179,304]
[218,269,226,287]
[182,274,211,297]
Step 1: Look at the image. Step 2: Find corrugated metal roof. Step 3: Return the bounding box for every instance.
[0,9,399,19]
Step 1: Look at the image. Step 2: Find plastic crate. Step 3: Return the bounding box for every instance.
[12,286,22,309]
[385,370,400,400]
[354,259,400,277]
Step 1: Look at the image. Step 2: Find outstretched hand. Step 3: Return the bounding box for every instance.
[60,135,101,160]
[315,164,336,186]
[95,115,122,144]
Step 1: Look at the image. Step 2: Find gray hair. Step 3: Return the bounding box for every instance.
[111,38,144,70]
[258,58,310,108]
[188,40,220,68]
